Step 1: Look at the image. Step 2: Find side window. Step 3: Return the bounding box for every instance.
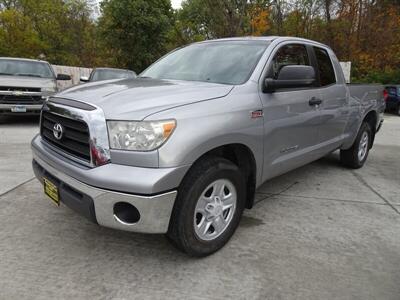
[314,47,336,86]
[270,44,310,79]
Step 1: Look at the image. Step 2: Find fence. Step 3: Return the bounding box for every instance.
[52,65,92,90]
[340,62,351,83]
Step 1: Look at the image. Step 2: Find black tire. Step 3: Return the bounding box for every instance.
[167,156,246,257]
[340,122,372,169]
[397,105,400,116]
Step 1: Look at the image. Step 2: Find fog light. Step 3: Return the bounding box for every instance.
[113,202,140,225]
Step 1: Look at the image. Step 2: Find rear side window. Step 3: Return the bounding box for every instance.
[314,47,336,86]
[270,44,310,79]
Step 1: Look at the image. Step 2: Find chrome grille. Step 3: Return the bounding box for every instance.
[41,111,91,162]
[0,86,43,104]
[0,95,43,104]
[0,86,41,92]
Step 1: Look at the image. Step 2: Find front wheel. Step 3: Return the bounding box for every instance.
[167,157,246,257]
[340,122,372,169]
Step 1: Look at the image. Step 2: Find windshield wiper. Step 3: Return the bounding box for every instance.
[0,72,13,76]
[15,73,43,78]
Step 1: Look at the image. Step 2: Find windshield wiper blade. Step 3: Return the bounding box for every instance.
[0,72,13,76]
[15,73,42,78]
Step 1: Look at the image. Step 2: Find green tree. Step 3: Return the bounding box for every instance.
[0,8,44,57]
[175,0,252,42]
[98,0,173,72]
[0,0,98,66]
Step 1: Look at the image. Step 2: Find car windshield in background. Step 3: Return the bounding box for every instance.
[91,69,136,82]
[141,41,269,85]
[0,59,54,78]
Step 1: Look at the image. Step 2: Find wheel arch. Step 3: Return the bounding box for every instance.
[181,143,258,209]
[342,109,378,150]
[363,110,378,148]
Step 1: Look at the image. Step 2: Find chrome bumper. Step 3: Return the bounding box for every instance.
[32,152,177,234]
[0,104,43,111]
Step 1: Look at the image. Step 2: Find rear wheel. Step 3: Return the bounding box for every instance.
[167,156,246,257]
[340,122,372,169]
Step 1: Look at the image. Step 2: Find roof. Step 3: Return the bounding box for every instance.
[195,36,331,49]
[0,57,49,63]
[94,67,135,72]
[197,36,277,44]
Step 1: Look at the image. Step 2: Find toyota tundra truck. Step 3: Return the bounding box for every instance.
[0,57,71,117]
[31,37,385,256]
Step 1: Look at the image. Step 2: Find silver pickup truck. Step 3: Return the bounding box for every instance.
[31,37,385,256]
[0,57,70,116]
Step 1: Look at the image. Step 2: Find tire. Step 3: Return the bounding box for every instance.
[340,122,372,169]
[167,156,246,257]
[397,105,400,116]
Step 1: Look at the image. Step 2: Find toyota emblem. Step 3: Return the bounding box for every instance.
[53,123,64,140]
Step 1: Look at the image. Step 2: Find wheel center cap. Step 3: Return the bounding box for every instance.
[206,198,224,218]
[214,205,223,216]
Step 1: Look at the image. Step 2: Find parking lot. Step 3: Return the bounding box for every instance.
[0,114,399,300]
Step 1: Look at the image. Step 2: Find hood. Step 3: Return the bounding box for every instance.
[0,75,56,89]
[57,78,234,120]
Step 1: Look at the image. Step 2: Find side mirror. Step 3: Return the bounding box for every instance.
[80,76,89,83]
[264,65,316,93]
[56,73,71,81]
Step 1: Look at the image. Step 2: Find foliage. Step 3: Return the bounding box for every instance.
[175,0,400,83]
[0,0,98,66]
[97,0,173,72]
[0,0,399,82]
[0,8,44,57]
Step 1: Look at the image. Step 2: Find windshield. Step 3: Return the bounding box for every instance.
[0,59,54,78]
[141,41,269,85]
[91,69,136,82]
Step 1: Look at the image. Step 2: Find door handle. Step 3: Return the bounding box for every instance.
[309,97,322,106]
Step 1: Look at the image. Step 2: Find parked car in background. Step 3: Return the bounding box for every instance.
[0,57,71,116]
[32,37,385,257]
[80,67,136,83]
[384,85,400,115]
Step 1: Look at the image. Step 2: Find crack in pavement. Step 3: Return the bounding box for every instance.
[0,177,35,199]
[257,192,388,206]
[254,181,299,204]
[351,171,400,215]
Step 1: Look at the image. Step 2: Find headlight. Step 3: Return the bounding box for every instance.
[42,86,57,93]
[107,120,176,151]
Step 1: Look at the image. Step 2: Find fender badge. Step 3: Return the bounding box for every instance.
[251,110,263,119]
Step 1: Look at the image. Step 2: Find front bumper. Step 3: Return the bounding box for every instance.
[32,142,179,234]
[0,103,43,113]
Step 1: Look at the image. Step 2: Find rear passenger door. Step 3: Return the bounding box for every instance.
[312,46,348,152]
[259,43,323,181]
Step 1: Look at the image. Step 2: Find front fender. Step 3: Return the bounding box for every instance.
[147,85,264,186]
